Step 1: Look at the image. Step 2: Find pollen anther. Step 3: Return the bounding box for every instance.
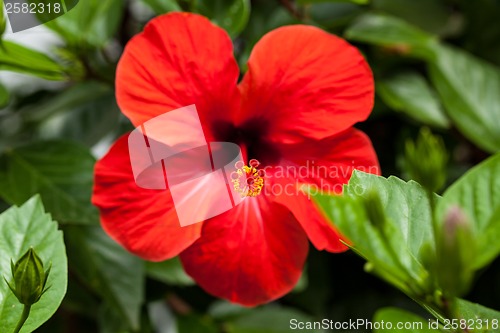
[231,159,265,197]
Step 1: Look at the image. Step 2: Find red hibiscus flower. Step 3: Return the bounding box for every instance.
[92,12,379,306]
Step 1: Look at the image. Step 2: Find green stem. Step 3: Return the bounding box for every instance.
[428,190,439,239]
[60,0,68,12]
[13,305,31,333]
[419,300,447,324]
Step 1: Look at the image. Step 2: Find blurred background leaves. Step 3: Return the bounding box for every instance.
[0,0,499,332]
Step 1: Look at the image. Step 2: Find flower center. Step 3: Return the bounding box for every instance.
[230,159,265,197]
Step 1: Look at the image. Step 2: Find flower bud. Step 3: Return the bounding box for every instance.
[436,206,475,297]
[404,128,448,193]
[5,248,51,306]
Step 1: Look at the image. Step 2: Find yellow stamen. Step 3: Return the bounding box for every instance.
[230,159,265,197]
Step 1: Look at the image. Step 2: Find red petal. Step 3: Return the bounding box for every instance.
[92,135,202,261]
[274,193,348,253]
[180,195,309,306]
[116,13,240,134]
[269,129,380,252]
[238,25,374,144]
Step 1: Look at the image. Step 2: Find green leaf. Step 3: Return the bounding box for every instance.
[64,226,145,330]
[352,173,437,253]
[150,302,220,333]
[378,72,449,128]
[372,0,452,35]
[292,268,308,293]
[146,257,194,286]
[342,171,435,267]
[0,140,98,225]
[226,306,324,333]
[238,2,297,70]
[0,83,9,108]
[148,300,177,333]
[313,171,434,293]
[0,0,6,37]
[458,0,500,66]
[20,81,121,146]
[345,13,438,60]
[194,0,251,37]
[0,196,67,333]
[455,298,500,333]
[98,301,132,333]
[429,45,500,153]
[373,308,438,332]
[298,0,368,4]
[177,314,219,333]
[208,301,252,320]
[142,0,181,13]
[309,3,364,30]
[46,0,125,49]
[0,41,68,80]
[62,278,100,318]
[436,153,500,269]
